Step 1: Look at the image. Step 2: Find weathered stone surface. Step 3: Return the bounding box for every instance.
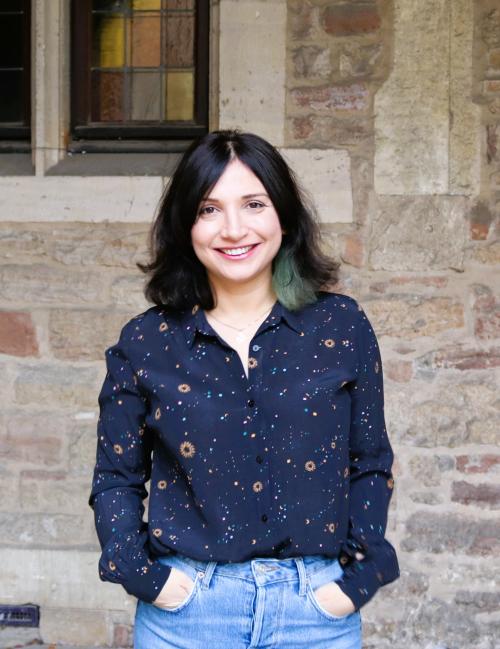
[369,275,449,293]
[291,83,370,112]
[481,7,500,48]
[48,309,135,360]
[451,481,500,509]
[408,455,443,486]
[280,148,353,223]
[0,412,64,466]
[110,274,150,309]
[0,311,39,357]
[291,45,331,79]
[322,4,381,36]
[402,511,500,555]
[40,607,109,646]
[415,345,500,371]
[0,512,96,547]
[0,222,148,268]
[1,548,134,610]
[289,114,373,147]
[0,264,107,305]
[219,0,287,144]
[369,196,467,271]
[375,0,480,195]
[14,363,100,409]
[20,472,91,514]
[470,240,500,265]
[472,284,500,340]
[338,41,384,80]
[387,377,499,447]
[456,454,500,474]
[363,295,464,338]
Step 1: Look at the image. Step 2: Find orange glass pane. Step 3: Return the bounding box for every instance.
[131,15,161,67]
[91,71,124,121]
[166,71,194,121]
[165,13,194,67]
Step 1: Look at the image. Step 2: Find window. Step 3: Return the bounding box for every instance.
[0,0,31,145]
[71,0,209,149]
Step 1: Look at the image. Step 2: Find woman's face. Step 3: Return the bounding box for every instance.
[191,157,284,292]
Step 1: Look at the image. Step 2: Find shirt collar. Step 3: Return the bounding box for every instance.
[180,299,303,349]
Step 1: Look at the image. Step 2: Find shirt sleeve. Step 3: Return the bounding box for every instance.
[334,302,400,610]
[88,325,171,603]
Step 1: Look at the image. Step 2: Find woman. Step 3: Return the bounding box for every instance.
[88,130,400,649]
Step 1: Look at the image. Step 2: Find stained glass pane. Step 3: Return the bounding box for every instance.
[165,13,194,66]
[92,14,125,68]
[93,0,126,11]
[166,71,194,121]
[131,15,161,67]
[132,0,161,9]
[132,71,161,120]
[91,71,124,121]
[0,71,23,122]
[166,0,194,9]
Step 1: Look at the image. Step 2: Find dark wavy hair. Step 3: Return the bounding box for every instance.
[137,129,340,312]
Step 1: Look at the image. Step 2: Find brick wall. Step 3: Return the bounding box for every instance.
[0,1,499,647]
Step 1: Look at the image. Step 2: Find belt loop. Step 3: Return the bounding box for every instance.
[294,557,308,596]
[199,560,217,590]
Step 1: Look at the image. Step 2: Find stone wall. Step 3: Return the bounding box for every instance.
[0,1,499,647]
[287,1,499,647]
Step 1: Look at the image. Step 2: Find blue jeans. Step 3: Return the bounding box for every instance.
[133,552,362,648]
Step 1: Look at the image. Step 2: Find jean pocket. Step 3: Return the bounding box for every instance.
[307,582,358,622]
[151,569,201,613]
[306,561,358,622]
[152,555,202,613]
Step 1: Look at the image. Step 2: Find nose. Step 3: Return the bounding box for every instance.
[220,206,249,240]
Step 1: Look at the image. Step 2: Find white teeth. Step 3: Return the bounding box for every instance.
[220,245,254,256]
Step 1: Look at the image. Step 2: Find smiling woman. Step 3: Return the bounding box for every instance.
[89,129,400,649]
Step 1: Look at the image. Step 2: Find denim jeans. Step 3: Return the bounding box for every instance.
[133,551,362,648]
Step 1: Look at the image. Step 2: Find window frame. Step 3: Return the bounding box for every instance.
[70,0,209,143]
[0,0,31,142]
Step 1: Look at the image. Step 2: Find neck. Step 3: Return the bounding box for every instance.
[206,276,277,318]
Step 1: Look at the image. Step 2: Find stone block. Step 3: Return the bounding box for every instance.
[402,511,500,555]
[362,295,464,338]
[14,363,100,409]
[489,49,500,70]
[40,607,109,646]
[0,311,39,357]
[288,0,321,40]
[322,4,381,36]
[0,222,148,268]
[280,148,353,223]
[110,274,150,309]
[291,45,331,79]
[451,481,500,509]
[338,41,384,80]
[288,115,373,148]
[0,412,64,466]
[415,345,500,371]
[0,264,107,305]
[1,548,135,611]
[48,309,135,361]
[375,0,480,195]
[19,471,91,515]
[408,455,442,487]
[384,359,413,382]
[0,511,96,546]
[291,83,370,112]
[219,0,286,145]
[369,196,467,271]
[456,454,500,474]
[472,284,500,340]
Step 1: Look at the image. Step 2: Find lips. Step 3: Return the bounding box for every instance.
[215,243,260,259]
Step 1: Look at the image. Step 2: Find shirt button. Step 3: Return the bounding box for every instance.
[252,480,263,493]
[256,455,263,464]
[261,514,268,522]
[247,399,255,407]
[252,344,260,352]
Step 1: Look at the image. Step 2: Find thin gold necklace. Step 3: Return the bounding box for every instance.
[206,302,276,342]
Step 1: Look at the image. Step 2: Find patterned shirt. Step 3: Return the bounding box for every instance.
[88,290,400,610]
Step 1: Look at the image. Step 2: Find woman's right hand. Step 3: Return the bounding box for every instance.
[152,566,196,610]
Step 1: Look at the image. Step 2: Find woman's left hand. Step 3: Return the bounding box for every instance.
[312,581,356,617]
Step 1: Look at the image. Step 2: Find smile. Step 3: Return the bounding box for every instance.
[216,244,260,259]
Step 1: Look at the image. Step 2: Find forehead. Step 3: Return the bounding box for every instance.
[203,158,266,199]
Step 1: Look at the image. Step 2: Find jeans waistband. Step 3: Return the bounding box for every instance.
[157,552,344,595]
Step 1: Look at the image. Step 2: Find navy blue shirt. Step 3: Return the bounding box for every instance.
[88,291,399,610]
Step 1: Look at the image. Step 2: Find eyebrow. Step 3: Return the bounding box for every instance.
[200,193,269,202]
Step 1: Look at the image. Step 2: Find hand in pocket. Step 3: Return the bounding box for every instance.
[152,566,196,610]
[312,581,356,618]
